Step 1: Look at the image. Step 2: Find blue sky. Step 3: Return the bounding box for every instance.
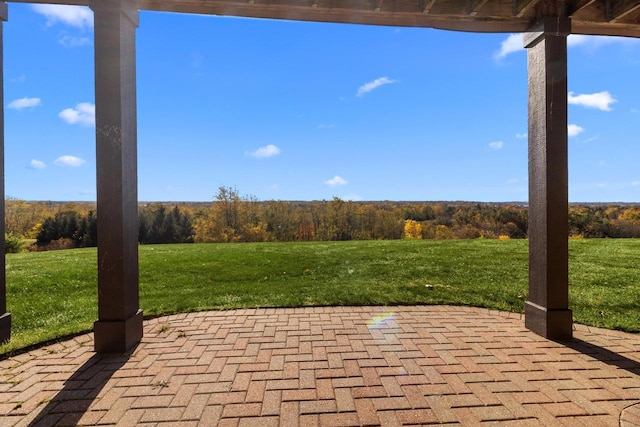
[4,3,640,202]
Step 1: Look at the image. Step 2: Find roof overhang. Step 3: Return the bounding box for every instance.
[9,0,640,37]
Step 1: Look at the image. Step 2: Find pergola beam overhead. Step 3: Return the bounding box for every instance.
[568,0,597,15]
[607,0,640,23]
[513,0,541,18]
[11,0,87,5]
[3,0,640,36]
[468,0,490,16]
[422,0,437,14]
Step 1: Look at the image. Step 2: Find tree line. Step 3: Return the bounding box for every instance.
[30,204,194,250]
[5,188,640,251]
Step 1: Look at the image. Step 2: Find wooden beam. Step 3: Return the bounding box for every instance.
[567,0,597,15]
[0,2,10,346]
[422,0,437,14]
[8,0,88,5]
[4,0,640,37]
[468,0,489,16]
[140,0,531,32]
[607,0,640,23]
[374,0,384,12]
[572,20,640,37]
[513,0,542,17]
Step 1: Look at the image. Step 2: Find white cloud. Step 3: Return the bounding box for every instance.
[356,77,396,97]
[494,33,524,60]
[8,97,41,110]
[631,108,639,113]
[59,34,92,48]
[59,103,95,126]
[515,133,527,139]
[507,178,519,184]
[55,155,86,167]
[324,176,348,187]
[248,144,280,158]
[29,159,46,169]
[632,181,640,187]
[568,91,617,111]
[11,75,26,83]
[489,141,504,150]
[31,5,93,29]
[568,124,585,137]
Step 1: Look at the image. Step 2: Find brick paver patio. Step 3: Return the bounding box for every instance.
[1,305,640,426]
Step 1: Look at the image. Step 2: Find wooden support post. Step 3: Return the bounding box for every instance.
[0,2,10,345]
[90,0,143,353]
[523,17,573,341]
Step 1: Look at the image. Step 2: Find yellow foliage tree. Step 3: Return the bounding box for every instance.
[435,224,454,240]
[403,220,423,239]
[619,208,640,223]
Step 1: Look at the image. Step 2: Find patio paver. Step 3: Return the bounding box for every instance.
[1,305,640,426]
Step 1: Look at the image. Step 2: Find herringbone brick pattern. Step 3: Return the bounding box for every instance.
[1,306,640,426]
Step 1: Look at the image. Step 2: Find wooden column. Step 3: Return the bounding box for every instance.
[90,0,143,353]
[0,2,10,345]
[523,17,573,341]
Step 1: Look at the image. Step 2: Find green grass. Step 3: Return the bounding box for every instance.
[568,239,640,332]
[2,239,640,355]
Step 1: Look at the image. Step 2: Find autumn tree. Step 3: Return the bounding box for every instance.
[193,187,268,243]
[263,200,299,242]
[316,197,356,241]
[435,224,454,240]
[5,198,50,237]
[403,220,423,239]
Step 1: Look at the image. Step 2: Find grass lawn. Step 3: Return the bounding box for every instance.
[2,239,639,355]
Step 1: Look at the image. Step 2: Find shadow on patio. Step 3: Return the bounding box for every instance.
[1,305,640,426]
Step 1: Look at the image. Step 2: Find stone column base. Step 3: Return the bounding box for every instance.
[94,309,143,353]
[0,313,11,344]
[525,301,572,341]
